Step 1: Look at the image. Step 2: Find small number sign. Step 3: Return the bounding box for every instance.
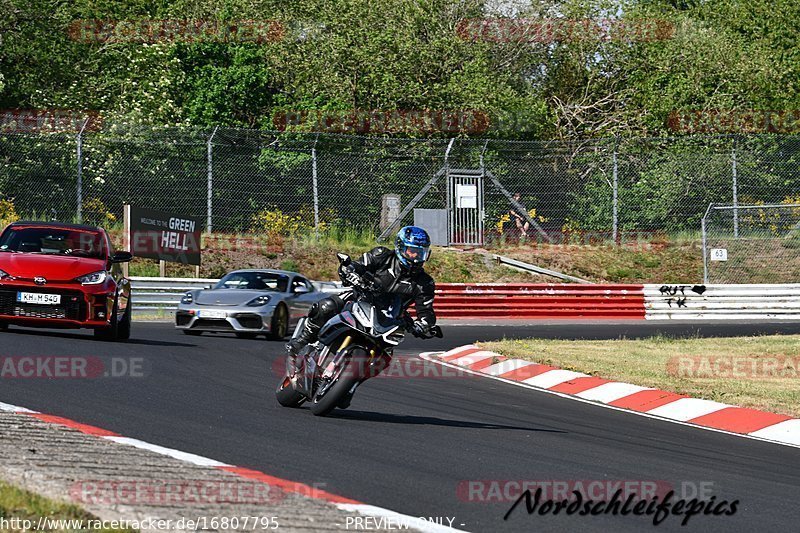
[710,248,728,261]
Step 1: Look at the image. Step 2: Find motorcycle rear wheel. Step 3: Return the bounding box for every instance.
[275,376,307,408]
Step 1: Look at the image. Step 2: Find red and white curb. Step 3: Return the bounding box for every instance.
[420,345,800,450]
[0,401,464,533]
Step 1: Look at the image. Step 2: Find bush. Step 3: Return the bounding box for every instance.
[0,199,20,228]
[251,208,303,243]
[82,197,116,226]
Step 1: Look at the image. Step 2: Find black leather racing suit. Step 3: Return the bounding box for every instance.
[288,246,436,351]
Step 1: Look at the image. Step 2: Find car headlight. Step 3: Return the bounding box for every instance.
[0,268,8,279]
[247,295,271,307]
[181,292,194,304]
[75,270,107,285]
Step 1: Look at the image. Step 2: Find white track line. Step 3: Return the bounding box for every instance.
[418,353,800,450]
[0,401,37,413]
[2,395,469,532]
[103,436,231,467]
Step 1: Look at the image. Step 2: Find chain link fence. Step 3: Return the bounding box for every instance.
[2,126,800,259]
[702,204,800,284]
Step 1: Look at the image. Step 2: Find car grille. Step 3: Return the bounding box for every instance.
[0,289,86,321]
[193,319,234,330]
[235,314,263,329]
[175,312,193,326]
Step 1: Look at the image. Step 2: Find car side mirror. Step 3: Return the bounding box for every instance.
[111,251,133,263]
[293,285,311,294]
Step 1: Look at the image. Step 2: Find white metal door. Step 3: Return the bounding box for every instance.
[447,170,484,245]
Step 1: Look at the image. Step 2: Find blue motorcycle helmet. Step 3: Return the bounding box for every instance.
[395,226,431,270]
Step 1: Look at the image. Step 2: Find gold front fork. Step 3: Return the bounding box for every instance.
[338,335,353,353]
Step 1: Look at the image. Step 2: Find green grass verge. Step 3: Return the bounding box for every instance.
[132,310,174,321]
[0,480,136,532]
[479,335,800,418]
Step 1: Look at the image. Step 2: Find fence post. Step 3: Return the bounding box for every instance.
[612,138,619,244]
[732,142,738,238]
[76,118,89,223]
[311,134,320,238]
[701,203,713,284]
[701,217,708,283]
[206,126,218,235]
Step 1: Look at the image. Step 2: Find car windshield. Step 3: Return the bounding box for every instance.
[0,226,107,259]
[215,272,289,292]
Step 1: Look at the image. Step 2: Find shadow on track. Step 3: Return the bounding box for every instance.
[2,326,196,348]
[327,409,565,433]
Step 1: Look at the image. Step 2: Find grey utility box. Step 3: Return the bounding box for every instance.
[414,209,448,246]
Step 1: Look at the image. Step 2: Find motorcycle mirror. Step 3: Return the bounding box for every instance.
[337,253,351,265]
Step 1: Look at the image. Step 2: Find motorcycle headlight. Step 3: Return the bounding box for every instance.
[247,295,271,307]
[75,270,107,285]
[180,292,194,304]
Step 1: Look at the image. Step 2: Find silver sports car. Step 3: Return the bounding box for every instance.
[175,269,327,339]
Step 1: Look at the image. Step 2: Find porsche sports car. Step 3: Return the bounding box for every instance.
[175,269,327,339]
[0,221,133,340]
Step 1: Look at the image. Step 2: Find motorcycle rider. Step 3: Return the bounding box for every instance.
[286,226,437,363]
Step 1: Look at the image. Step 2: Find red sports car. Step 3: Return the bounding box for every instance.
[0,221,132,340]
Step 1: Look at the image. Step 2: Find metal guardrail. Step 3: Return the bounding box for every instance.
[133,278,800,320]
[131,277,217,314]
[434,283,644,318]
[645,284,800,320]
[131,277,344,314]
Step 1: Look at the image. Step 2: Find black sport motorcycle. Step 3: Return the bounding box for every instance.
[275,253,442,416]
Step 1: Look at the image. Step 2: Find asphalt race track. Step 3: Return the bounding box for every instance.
[2,321,800,532]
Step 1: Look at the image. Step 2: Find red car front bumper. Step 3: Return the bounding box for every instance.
[0,280,116,329]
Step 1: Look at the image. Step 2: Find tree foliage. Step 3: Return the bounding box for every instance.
[1,0,797,138]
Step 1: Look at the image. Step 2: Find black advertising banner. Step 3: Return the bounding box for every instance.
[128,207,201,265]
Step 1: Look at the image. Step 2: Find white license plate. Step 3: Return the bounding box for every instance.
[199,309,227,319]
[17,292,61,305]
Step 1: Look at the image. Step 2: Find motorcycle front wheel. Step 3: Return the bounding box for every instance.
[310,347,370,416]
